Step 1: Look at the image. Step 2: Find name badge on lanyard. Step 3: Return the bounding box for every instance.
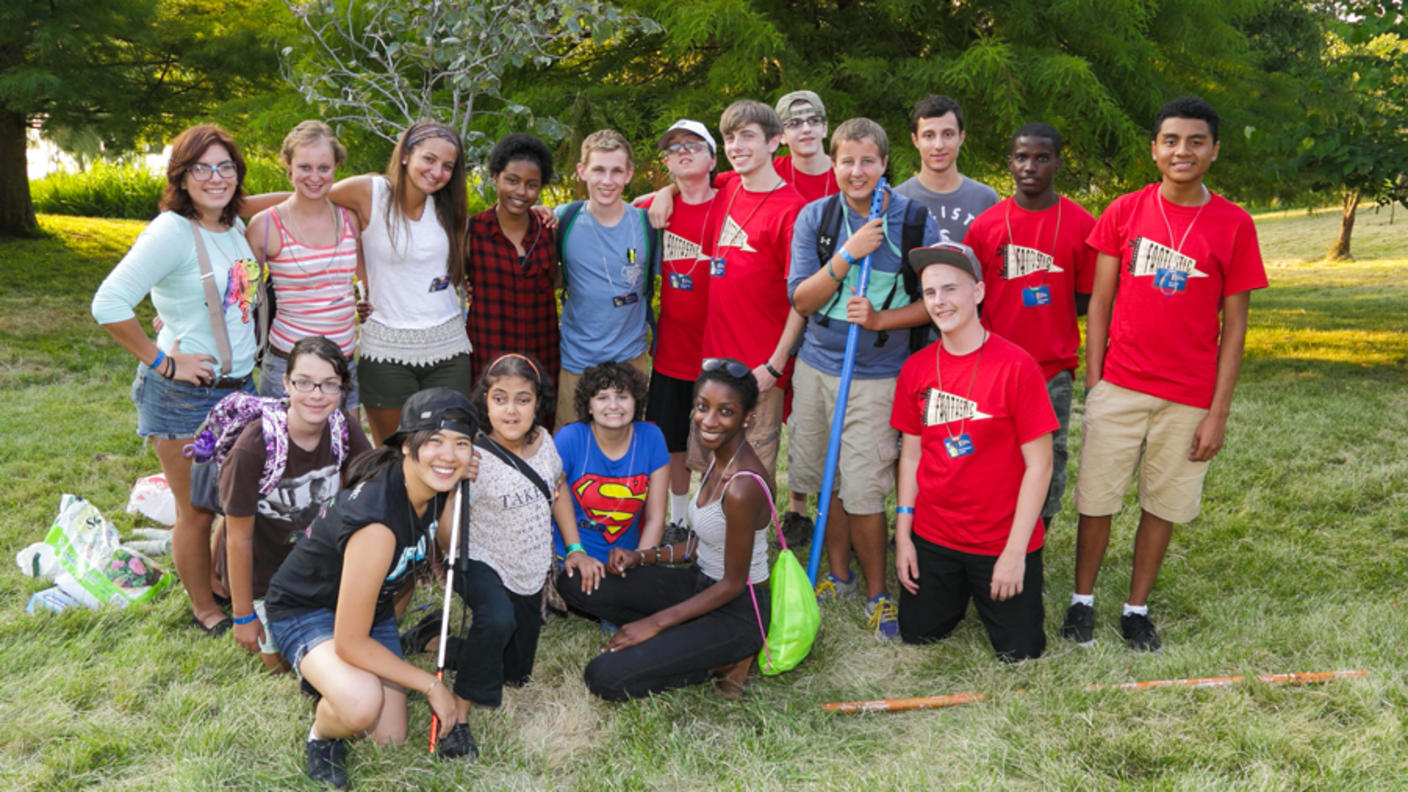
[710,256,726,277]
[670,272,694,291]
[944,434,975,458]
[428,275,451,292]
[1022,285,1052,306]
[613,292,640,308]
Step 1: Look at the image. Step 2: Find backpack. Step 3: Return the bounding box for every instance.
[556,200,660,332]
[811,192,930,352]
[184,391,350,513]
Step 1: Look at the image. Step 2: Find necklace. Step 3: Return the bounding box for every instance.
[582,423,641,523]
[666,188,717,280]
[1004,198,1062,289]
[933,331,987,442]
[714,177,783,253]
[1155,186,1208,255]
[276,200,341,275]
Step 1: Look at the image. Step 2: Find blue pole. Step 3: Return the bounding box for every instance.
[807,178,887,584]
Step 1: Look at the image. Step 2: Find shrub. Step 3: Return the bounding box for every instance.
[32,158,295,220]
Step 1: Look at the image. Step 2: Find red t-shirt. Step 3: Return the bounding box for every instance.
[968,196,1097,379]
[1087,184,1267,408]
[639,193,716,380]
[716,156,837,205]
[700,180,806,368]
[890,334,1058,556]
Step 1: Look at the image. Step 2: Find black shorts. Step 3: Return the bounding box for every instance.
[644,370,694,453]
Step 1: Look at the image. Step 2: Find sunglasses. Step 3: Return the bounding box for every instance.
[701,357,751,378]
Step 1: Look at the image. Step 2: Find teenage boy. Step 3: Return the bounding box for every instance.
[638,120,718,531]
[556,129,658,429]
[895,95,998,243]
[1063,96,1266,651]
[965,123,1097,531]
[773,89,838,202]
[695,100,807,475]
[891,242,1056,662]
[789,118,941,641]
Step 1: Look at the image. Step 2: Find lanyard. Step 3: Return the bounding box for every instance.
[1004,199,1061,289]
[934,332,986,441]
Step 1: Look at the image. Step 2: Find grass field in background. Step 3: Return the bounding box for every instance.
[0,207,1404,790]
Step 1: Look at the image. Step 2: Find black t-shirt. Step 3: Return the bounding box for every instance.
[264,461,443,626]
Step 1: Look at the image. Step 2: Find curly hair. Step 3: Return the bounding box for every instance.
[573,361,648,424]
[470,352,554,432]
[161,124,246,227]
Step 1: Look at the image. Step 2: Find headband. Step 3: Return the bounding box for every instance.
[491,353,541,380]
[405,125,460,152]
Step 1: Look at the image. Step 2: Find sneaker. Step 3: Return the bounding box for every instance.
[1120,611,1162,652]
[305,736,348,790]
[814,571,858,603]
[779,511,814,548]
[1060,603,1095,646]
[661,519,691,547]
[399,609,443,655]
[865,594,900,642]
[437,721,478,760]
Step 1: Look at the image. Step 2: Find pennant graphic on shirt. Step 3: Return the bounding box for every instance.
[1001,244,1063,279]
[1129,237,1209,280]
[572,473,649,543]
[663,230,703,262]
[922,388,993,427]
[716,216,758,253]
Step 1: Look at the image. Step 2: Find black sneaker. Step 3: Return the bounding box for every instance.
[305,736,348,790]
[661,519,691,547]
[437,721,478,760]
[399,609,443,655]
[779,511,813,549]
[1060,603,1095,646]
[1120,611,1162,652]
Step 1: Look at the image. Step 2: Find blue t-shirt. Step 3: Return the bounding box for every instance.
[552,420,670,562]
[788,191,941,378]
[558,203,653,373]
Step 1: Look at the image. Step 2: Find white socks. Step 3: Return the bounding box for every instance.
[1122,603,1148,616]
[1070,593,1094,607]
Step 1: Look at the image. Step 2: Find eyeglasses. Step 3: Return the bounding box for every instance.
[188,161,238,182]
[782,115,825,131]
[663,141,710,157]
[289,379,344,395]
[701,358,751,378]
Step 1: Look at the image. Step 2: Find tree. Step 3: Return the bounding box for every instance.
[0,0,286,236]
[281,0,658,167]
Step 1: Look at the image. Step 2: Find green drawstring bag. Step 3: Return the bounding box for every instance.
[738,472,821,676]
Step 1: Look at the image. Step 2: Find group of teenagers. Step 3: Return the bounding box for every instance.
[90,86,1265,788]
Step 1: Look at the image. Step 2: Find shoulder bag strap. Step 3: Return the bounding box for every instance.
[474,434,554,502]
[724,468,782,668]
[188,217,233,375]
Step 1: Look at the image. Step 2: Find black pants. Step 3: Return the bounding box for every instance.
[556,565,769,701]
[451,559,542,707]
[898,536,1046,662]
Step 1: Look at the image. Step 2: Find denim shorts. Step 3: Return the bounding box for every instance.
[130,364,255,440]
[268,607,403,679]
[258,352,361,412]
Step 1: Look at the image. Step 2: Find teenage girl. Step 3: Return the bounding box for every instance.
[558,358,774,700]
[438,354,603,711]
[263,388,481,789]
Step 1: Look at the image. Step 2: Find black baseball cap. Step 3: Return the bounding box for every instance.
[384,387,479,448]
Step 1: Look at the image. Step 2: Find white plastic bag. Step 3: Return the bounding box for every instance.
[126,473,177,526]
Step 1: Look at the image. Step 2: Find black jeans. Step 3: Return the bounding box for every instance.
[451,558,542,707]
[898,536,1046,662]
[556,565,769,701]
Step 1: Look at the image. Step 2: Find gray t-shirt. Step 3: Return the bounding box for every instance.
[893,175,999,243]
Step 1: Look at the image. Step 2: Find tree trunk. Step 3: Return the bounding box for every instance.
[0,109,38,237]
[1329,189,1359,260]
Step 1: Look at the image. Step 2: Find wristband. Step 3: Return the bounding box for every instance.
[232,612,258,625]
[839,248,857,266]
[565,542,585,558]
[826,259,844,282]
[895,506,915,516]
[764,362,784,379]
[149,349,166,371]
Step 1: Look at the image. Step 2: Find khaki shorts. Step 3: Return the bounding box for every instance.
[1074,380,1211,524]
[785,360,898,514]
[687,385,784,476]
[556,351,651,429]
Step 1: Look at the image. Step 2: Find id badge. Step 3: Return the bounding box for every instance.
[1154,267,1188,293]
[428,274,451,292]
[612,292,640,308]
[944,434,975,458]
[670,272,694,291]
[1022,285,1052,307]
[710,256,726,277]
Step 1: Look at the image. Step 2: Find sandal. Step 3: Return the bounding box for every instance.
[191,614,233,638]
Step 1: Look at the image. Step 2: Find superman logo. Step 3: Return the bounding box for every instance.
[572,473,649,543]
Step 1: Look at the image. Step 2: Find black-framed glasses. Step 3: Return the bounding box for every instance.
[188,161,238,182]
[289,378,344,395]
[782,115,825,130]
[663,141,710,157]
[701,358,751,378]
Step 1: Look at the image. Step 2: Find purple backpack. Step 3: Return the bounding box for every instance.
[184,392,349,497]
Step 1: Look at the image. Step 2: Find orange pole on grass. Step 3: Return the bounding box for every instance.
[821,669,1366,714]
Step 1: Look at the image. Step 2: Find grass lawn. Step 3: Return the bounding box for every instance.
[1,207,1405,790]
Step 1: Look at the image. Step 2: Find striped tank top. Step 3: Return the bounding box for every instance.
[265,205,358,356]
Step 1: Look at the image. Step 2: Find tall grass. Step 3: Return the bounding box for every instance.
[30,160,292,221]
[0,209,1405,790]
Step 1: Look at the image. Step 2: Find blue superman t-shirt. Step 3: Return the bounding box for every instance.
[552,421,670,562]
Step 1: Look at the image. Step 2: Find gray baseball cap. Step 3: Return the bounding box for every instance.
[908,241,982,282]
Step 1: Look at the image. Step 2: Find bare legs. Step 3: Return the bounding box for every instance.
[1074,509,1174,605]
[152,437,221,629]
